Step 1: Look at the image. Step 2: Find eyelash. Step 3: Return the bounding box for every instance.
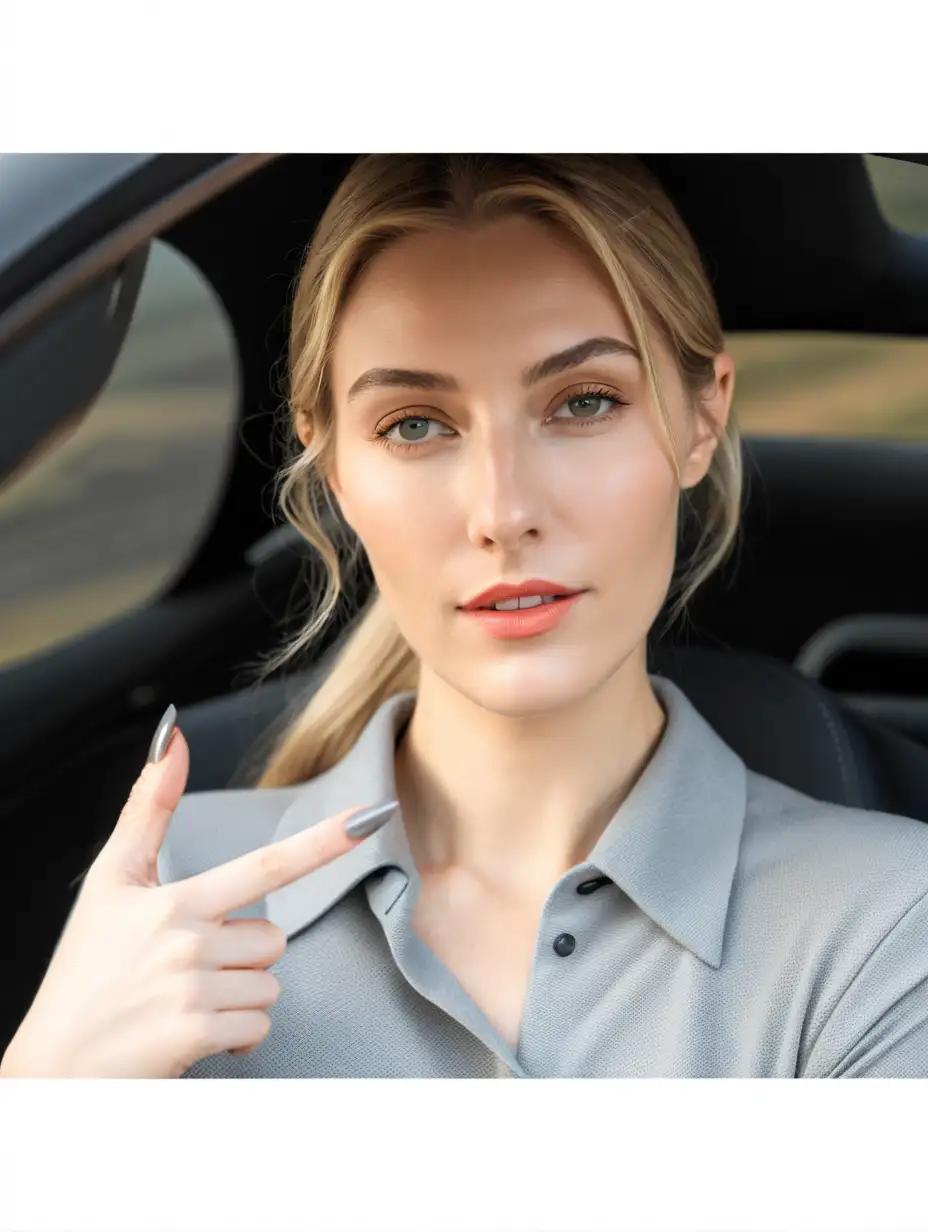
[372,385,630,455]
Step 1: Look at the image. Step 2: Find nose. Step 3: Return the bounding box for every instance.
[463,424,543,553]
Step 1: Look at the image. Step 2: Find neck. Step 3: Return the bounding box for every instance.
[395,649,666,894]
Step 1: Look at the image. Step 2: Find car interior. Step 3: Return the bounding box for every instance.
[3,152,928,1053]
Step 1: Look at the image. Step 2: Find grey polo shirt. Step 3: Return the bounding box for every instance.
[159,676,928,1078]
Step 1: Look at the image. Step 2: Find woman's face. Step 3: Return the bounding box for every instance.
[314,215,733,717]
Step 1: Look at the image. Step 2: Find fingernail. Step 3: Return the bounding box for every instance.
[344,799,397,839]
[147,704,177,764]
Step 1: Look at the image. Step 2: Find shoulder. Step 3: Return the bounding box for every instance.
[740,768,928,953]
[744,769,928,869]
[158,784,304,886]
[738,773,928,1075]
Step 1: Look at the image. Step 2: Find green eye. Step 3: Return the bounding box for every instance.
[376,413,456,451]
[551,392,620,420]
[391,416,433,442]
[572,395,608,417]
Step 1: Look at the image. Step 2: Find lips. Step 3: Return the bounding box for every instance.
[458,590,587,640]
[460,579,584,612]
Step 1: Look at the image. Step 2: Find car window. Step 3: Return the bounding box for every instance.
[729,332,928,439]
[865,154,928,233]
[0,240,239,668]
[729,157,928,441]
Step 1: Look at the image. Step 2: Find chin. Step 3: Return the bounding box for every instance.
[447,652,615,719]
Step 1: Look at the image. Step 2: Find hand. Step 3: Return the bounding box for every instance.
[0,710,395,1078]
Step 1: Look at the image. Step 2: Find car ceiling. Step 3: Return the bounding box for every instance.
[162,153,928,339]
[5,153,927,326]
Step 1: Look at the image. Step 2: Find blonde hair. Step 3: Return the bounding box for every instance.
[255,154,741,787]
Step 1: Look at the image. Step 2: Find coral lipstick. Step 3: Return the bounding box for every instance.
[458,579,587,641]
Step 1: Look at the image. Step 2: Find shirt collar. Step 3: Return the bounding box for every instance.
[265,692,416,939]
[266,676,746,968]
[587,676,747,968]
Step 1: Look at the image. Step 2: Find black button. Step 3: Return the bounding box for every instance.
[576,876,610,896]
[553,932,576,957]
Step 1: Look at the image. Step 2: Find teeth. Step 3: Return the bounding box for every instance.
[489,594,558,611]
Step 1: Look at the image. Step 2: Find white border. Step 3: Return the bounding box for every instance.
[0,1,922,153]
[2,1078,927,1230]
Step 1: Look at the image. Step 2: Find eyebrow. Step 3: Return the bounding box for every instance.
[345,336,641,402]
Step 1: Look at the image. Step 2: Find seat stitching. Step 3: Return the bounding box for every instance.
[795,677,863,806]
[705,647,864,807]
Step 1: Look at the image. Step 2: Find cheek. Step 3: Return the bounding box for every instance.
[333,444,453,587]
[563,419,680,569]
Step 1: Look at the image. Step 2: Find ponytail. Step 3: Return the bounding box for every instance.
[256,594,418,787]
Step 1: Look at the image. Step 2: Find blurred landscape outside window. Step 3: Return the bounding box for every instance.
[0,240,238,667]
[732,156,928,439]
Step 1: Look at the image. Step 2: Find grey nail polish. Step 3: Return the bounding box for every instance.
[147,704,177,764]
[344,799,398,839]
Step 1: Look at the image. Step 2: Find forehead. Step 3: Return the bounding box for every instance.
[330,217,634,390]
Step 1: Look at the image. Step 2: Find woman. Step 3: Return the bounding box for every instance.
[5,154,928,1079]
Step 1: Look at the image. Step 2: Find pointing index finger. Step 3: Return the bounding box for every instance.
[183,800,397,918]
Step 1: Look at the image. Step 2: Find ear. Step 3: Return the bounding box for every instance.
[295,414,314,451]
[295,414,348,516]
[680,352,735,489]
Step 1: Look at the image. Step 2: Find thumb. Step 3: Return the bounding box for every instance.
[100,707,190,884]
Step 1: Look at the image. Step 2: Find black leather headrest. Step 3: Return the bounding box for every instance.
[651,644,928,821]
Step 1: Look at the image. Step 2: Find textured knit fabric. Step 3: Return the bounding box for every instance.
[158,677,928,1078]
